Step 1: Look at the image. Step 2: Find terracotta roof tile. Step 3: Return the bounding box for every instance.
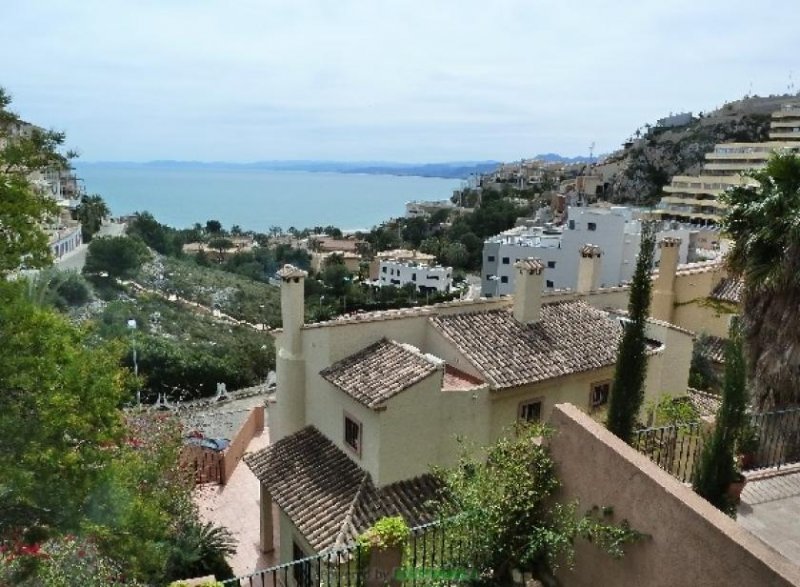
[709,277,743,304]
[244,427,440,551]
[277,264,308,279]
[513,258,545,273]
[429,300,623,389]
[697,335,727,364]
[688,388,722,419]
[320,339,441,409]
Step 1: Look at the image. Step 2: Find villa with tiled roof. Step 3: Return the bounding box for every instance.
[246,245,695,565]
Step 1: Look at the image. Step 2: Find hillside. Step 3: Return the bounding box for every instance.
[602,93,797,205]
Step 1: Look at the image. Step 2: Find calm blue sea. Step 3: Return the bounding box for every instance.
[75,163,463,232]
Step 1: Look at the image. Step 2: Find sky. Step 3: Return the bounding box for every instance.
[1,0,797,163]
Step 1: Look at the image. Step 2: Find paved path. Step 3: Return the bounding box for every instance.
[55,221,125,272]
[738,469,800,566]
[194,422,278,579]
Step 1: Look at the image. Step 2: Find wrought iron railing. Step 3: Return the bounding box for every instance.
[222,520,482,587]
[632,406,800,484]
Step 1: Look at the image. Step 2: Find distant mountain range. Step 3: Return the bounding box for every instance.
[80,154,596,179]
[80,160,501,180]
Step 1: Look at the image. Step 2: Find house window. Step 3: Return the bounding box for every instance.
[502,257,510,264]
[501,276,508,283]
[518,399,543,423]
[412,273,417,281]
[590,381,611,410]
[487,255,496,262]
[382,266,387,273]
[546,280,554,288]
[568,220,575,230]
[588,222,597,231]
[344,414,362,455]
[547,261,556,269]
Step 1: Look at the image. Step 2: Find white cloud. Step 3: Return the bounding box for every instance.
[1,0,797,161]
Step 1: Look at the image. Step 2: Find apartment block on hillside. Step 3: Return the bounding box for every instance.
[655,102,800,225]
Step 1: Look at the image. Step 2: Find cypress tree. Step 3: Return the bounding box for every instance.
[693,318,748,515]
[607,221,657,443]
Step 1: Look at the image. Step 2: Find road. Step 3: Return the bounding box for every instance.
[54,221,126,272]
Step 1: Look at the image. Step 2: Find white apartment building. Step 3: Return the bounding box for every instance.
[377,259,452,293]
[482,206,713,296]
[655,103,800,225]
[405,200,455,218]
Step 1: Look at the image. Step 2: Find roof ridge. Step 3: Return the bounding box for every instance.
[333,470,373,551]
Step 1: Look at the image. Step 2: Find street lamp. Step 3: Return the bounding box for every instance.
[127,318,140,405]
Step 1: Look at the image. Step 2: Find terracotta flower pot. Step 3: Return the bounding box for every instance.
[365,544,403,587]
[726,474,747,504]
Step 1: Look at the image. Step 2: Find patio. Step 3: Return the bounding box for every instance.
[738,467,800,567]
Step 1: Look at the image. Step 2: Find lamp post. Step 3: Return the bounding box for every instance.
[127,318,139,405]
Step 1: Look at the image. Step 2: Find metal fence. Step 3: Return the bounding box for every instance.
[222,520,487,587]
[632,406,800,484]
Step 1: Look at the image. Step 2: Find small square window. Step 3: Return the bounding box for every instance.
[519,400,542,423]
[547,261,556,269]
[500,276,508,283]
[546,280,554,288]
[502,257,510,264]
[590,381,611,409]
[487,255,496,262]
[344,414,362,455]
[382,266,387,273]
[588,222,597,231]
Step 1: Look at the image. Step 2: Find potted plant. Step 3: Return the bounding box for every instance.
[737,423,760,470]
[726,461,747,505]
[358,516,409,587]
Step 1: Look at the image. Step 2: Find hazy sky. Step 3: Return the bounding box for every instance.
[2,0,797,162]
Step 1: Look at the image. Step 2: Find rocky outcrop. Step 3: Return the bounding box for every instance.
[602,94,796,205]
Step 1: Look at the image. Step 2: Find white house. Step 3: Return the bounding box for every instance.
[377,259,452,293]
[482,206,718,296]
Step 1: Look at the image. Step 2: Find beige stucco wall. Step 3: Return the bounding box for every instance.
[378,371,492,486]
[549,404,800,587]
[671,269,735,338]
[643,320,693,399]
[277,507,316,571]
[306,378,381,479]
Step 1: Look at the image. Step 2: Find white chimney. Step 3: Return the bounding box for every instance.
[513,258,545,323]
[577,244,602,294]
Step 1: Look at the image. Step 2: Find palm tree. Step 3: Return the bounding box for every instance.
[76,194,109,242]
[720,153,800,409]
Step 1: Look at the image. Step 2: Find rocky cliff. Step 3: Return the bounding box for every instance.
[603,94,797,205]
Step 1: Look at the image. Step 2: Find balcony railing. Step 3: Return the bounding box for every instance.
[632,406,800,485]
[222,520,510,587]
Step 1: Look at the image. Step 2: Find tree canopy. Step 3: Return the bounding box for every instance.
[0,87,71,275]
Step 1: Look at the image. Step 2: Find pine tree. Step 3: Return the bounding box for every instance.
[606,221,657,443]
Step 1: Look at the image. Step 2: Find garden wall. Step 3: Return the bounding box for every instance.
[221,405,265,484]
[548,403,800,587]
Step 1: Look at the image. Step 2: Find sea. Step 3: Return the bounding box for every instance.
[75,163,464,233]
